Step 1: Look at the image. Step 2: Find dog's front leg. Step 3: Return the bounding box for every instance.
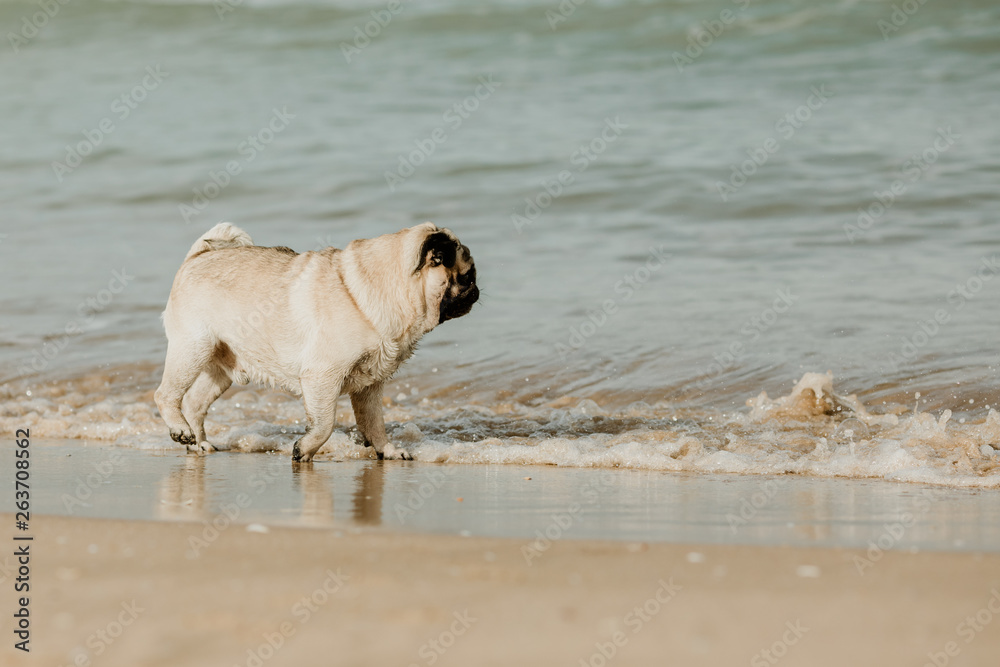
[291,376,345,463]
[350,381,412,461]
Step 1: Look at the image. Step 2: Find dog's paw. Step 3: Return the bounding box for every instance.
[185,441,215,455]
[349,428,372,448]
[380,444,413,461]
[291,439,312,463]
[170,429,196,446]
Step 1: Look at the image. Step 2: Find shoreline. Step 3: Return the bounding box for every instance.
[3,513,1000,666]
[6,367,1000,491]
[11,442,1000,552]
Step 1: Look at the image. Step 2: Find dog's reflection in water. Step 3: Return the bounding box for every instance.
[292,460,385,526]
[157,455,208,522]
[291,463,335,527]
[350,462,385,525]
[158,456,386,527]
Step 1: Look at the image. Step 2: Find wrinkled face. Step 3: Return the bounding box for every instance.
[415,229,479,324]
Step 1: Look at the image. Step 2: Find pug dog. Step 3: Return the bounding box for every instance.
[154,222,478,462]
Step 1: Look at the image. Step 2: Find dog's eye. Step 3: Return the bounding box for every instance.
[429,255,442,267]
[457,266,475,286]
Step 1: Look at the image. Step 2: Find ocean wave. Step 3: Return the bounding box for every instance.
[3,367,999,488]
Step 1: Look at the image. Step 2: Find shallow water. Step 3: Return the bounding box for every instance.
[15,442,1000,551]
[2,0,1000,487]
[5,369,1000,488]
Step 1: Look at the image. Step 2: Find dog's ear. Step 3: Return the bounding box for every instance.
[414,229,458,273]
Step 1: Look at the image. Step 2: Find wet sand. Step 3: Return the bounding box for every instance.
[6,443,1000,665]
[15,442,1000,550]
[3,513,1000,667]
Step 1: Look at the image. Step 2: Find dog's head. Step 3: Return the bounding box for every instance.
[412,224,479,325]
[341,222,479,337]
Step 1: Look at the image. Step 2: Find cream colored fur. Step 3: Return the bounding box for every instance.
[154,222,478,462]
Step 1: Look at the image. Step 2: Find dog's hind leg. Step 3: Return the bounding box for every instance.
[182,361,232,453]
[155,335,214,450]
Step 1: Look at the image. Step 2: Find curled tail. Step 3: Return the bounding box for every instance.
[185,222,254,261]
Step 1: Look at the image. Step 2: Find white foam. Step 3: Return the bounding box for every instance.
[3,371,1000,488]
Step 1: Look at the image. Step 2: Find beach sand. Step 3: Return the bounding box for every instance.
[3,513,999,666]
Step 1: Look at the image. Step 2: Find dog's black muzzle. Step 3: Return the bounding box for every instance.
[439,284,479,323]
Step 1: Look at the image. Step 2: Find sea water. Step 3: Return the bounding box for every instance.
[2,0,1000,488]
